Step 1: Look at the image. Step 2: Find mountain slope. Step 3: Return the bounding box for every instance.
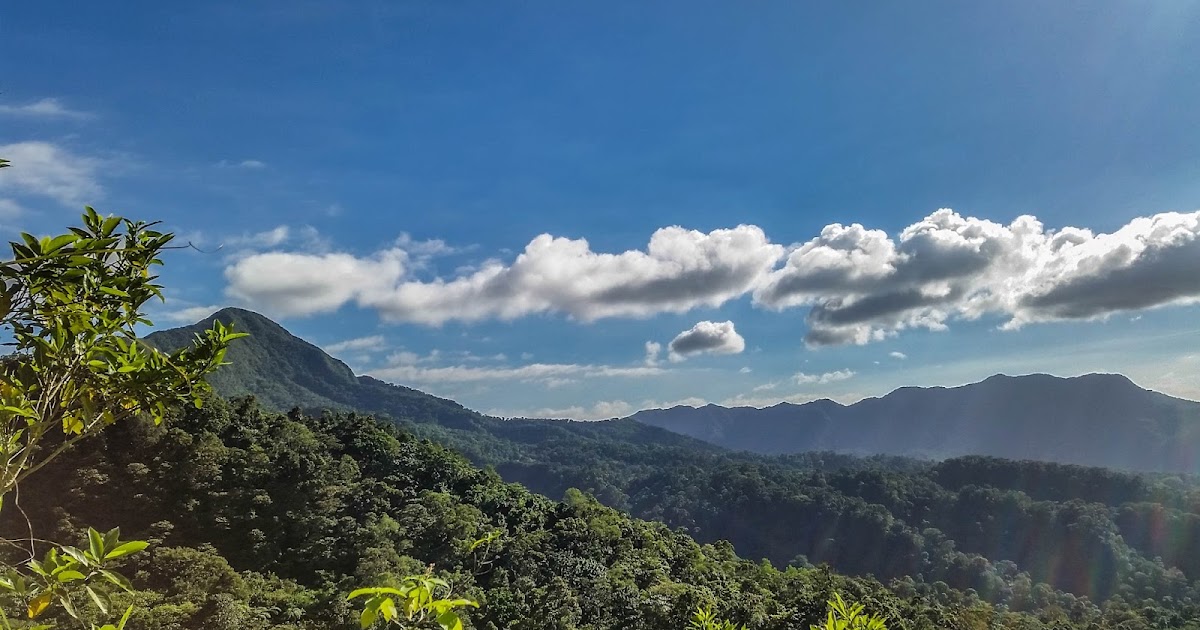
[631,373,1200,472]
[142,309,1200,611]
[147,307,714,445]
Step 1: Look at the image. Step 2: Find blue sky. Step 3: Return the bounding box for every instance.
[3,2,1199,417]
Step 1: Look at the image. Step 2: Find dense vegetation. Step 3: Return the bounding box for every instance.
[144,308,1200,627]
[8,395,1186,629]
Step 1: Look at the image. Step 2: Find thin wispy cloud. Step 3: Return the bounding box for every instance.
[643,341,663,367]
[0,199,27,219]
[369,361,664,386]
[159,304,223,324]
[0,98,91,119]
[216,159,267,169]
[793,369,856,385]
[489,399,634,421]
[0,141,102,206]
[324,335,386,354]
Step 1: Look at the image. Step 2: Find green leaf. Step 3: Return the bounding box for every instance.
[56,570,86,583]
[60,547,90,566]
[88,528,105,560]
[103,540,148,560]
[98,570,133,592]
[347,587,407,600]
[84,586,110,615]
[58,592,79,619]
[437,610,464,630]
[359,606,376,629]
[117,605,134,630]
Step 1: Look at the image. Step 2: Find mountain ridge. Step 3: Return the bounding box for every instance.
[630,371,1200,472]
[150,308,1200,473]
[146,306,717,448]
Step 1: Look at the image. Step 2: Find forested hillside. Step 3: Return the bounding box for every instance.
[140,309,1200,628]
[6,396,1118,629]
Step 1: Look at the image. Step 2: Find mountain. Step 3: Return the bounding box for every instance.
[141,308,1200,614]
[15,392,1114,629]
[146,307,712,446]
[631,373,1200,472]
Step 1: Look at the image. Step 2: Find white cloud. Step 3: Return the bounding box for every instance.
[639,396,709,410]
[0,141,102,205]
[667,320,746,361]
[490,399,634,421]
[225,249,407,317]
[739,366,752,374]
[369,361,664,386]
[222,209,1200,343]
[386,350,421,366]
[229,226,291,249]
[644,341,662,366]
[793,369,856,385]
[755,209,1200,346]
[225,225,783,324]
[395,232,467,257]
[324,335,386,354]
[0,98,91,119]
[159,304,223,324]
[719,392,826,408]
[216,159,267,169]
[752,381,779,392]
[889,351,908,360]
[0,199,26,219]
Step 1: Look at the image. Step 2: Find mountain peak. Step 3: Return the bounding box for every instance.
[195,307,289,333]
[145,307,494,431]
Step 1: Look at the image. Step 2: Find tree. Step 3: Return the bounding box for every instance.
[0,204,245,626]
[0,208,245,507]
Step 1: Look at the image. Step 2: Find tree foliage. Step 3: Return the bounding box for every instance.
[0,204,245,628]
[0,209,245,506]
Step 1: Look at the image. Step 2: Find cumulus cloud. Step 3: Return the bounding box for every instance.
[889,351,908,360]
[225,249,406,317]
[0,141,101,205]
[0,98,91,119]
[226,225,783,323]
[223,209,1200,343]
[756,209,1200,346]
[667,320,746,361]
[324,335,386,354]
[793,369,856,385]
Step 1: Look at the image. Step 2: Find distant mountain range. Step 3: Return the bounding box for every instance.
[631,373,1200,472]
[150,307,1200,473]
